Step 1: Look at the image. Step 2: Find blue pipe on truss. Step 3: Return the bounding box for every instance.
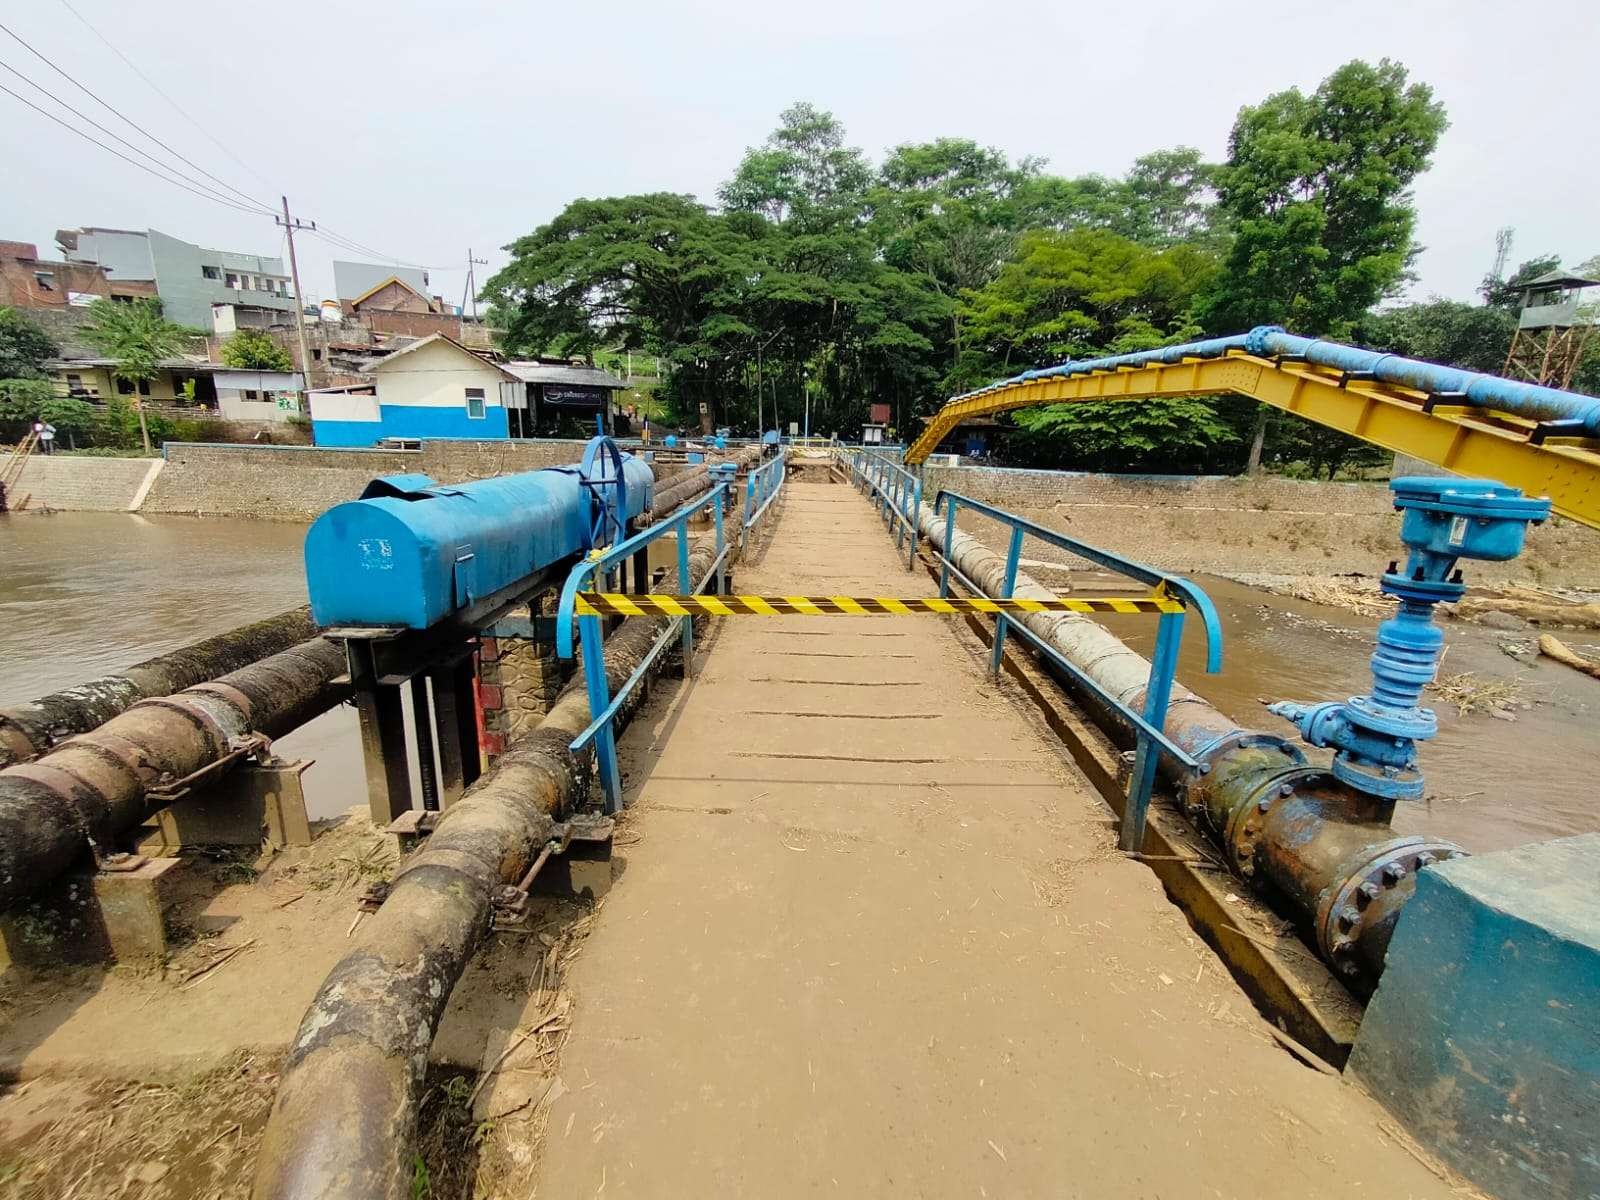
[966,325,1600,436]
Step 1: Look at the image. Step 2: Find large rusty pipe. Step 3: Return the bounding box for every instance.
[645,445,763,519]
[0,637,349,907]
[0,607,320,766]
[254,537,725,1200]
[912,498,1464,988]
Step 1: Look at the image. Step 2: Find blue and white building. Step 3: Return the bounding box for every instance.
[308,334,521,445]
[308,334,627,447]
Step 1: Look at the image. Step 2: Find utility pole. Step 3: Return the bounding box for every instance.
[464,248,488,321]
[276,197,317,397]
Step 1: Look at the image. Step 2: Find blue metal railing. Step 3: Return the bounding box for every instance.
[556,481,732,811]
[843,448,922,570]
[555,449,786,812]
[742,449,787,546]
[931,490,1225,852]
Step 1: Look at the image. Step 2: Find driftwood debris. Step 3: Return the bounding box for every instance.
[1538,634,1600,679]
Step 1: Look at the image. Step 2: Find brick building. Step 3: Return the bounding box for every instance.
[0,239,155,309]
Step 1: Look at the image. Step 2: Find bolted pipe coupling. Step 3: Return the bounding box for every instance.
[1271,478,1549,803]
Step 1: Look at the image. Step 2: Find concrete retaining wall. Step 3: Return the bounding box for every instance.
[1350,835,1600,1200]
[139,439,625,521]
[3,455,162,513]
[927,464,1600,584]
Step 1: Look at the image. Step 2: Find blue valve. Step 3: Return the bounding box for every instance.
[1270,478,1550,801]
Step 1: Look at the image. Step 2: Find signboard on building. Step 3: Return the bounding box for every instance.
[543,384,607,408]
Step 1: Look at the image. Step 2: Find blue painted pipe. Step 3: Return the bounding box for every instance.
[304,458,654,630]
[965,325,1600,435]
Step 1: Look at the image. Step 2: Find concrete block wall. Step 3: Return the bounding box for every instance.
[140,444,420,520]
[4,455,161,512]
[925,464,1600,584]
[135,439,619,521]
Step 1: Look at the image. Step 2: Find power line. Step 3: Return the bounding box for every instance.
[54,0,277,194]
[0,55,276,218]
[0,79,276,217]
[310,225,442,271]
[0,16,274,213]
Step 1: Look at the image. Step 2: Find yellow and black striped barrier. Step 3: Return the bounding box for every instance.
[574,593,1183,617]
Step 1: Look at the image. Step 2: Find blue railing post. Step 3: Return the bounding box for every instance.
[991,525,1025,674]
[677,523,693,671]
[713,487,726,595]
[579,611,622,812]
[1120,610,1185,851]
[940,497,957,597]
[907,473,922,570]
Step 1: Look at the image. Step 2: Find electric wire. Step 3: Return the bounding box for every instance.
[53,0,278,193]
[0,79,277,217]
[0,18,274,214]
[0,56,275,218]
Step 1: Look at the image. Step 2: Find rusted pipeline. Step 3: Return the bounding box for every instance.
[0,606,319,766]
[253,538,723,1200]
[912,498,1464,989]
[645,445,763,519]
[0,637,348,908]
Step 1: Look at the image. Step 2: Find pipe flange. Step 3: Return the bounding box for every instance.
[1189,729,1305,774]
[1316,837,1465,975]
[1222,767,1333,879]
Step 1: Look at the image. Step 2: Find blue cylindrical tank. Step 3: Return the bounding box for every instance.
[304,458,654,630]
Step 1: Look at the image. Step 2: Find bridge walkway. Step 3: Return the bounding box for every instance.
[536,478,1457,1197]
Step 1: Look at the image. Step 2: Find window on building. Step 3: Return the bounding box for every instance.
[465,387,486,419]
[65,373,82,391]
[201,266,220,280]
[225,273,239,288]
[33,271,54,290]
[110,294,134,304]
[312,348,322,361]
[244,389,259,401]
[138,380,150,396]
[116,376,134,395]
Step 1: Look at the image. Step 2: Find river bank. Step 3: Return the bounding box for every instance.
[11,447,1599,587]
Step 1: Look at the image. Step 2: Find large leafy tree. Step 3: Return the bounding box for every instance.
[1198,58,1445,472]
[955,228,1234,470]
[80,298,195,452]
[958,228,1218,376]
[1199,59,1446,337]
[219,328,294,372]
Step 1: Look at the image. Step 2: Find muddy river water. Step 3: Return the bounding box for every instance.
[2,511,1595,852]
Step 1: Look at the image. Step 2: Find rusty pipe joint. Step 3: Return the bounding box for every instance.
[1192,736,1467,989]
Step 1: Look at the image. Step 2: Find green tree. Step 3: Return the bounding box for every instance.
[719,102,872,230]
[80,298,195,452]
[1478,255,1561,310]
[0,378,97,447]
[1198,58,1446,473]
[1008,396,1240,473]
[219,328,294,372]
[1356,299,1516,374]
[0,307,58,379]
[1122,148,1222,248]
[955,228,1230,470]
[958,228,1218,378]
[1199,59,1447,337]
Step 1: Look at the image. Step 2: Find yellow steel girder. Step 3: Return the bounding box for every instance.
[905,351,1600,530]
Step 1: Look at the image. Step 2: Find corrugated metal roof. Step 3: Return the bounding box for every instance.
[503,362,625,388]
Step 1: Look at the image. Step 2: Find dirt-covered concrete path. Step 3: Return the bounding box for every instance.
[536,477,1459,1198]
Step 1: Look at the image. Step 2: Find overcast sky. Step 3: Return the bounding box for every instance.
[2,0,1593,316]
